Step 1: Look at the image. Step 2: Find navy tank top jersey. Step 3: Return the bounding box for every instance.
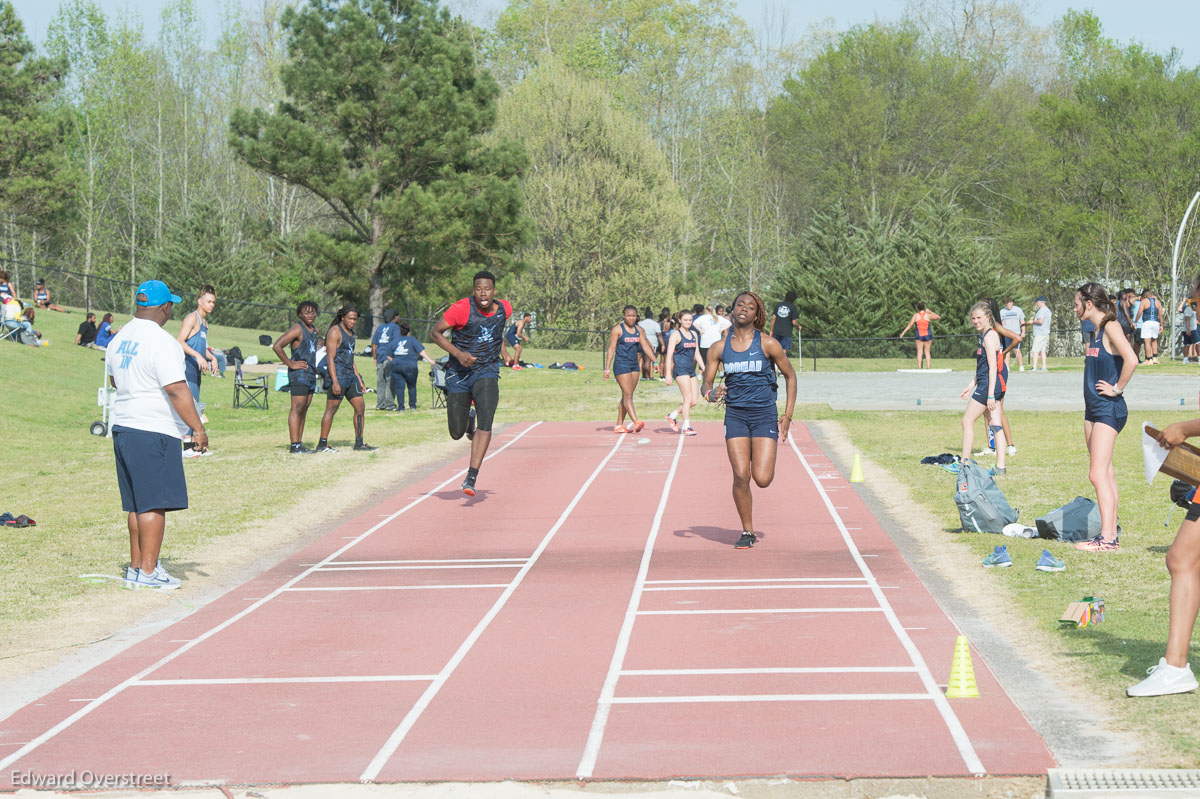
[975,331,1008,393]
[614,323,641,371]
[291,324,318,370]
[1084,322,1127,421]
[1143,297,1159,322]
[35,287,48,303]
[450,300,508,379]
[721,329,777,409]
[183,313,209,380]
[332,325,356,382]
[672,328,698,377]
[0,281,11,298]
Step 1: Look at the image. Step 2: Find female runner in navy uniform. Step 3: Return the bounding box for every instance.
[272,300,320,453]
[700,291,798,549]
[604,305,656,434]
[1074,282,1136,552]
[664,309,700,435]
[316,306,375,453]
[945,302,1008,476]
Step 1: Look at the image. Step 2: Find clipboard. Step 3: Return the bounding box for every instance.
[1145,425,1200,487]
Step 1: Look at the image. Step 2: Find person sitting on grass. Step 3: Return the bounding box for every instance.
[96,313,119,348]
[33,278,69,312]
[75,312,98,347]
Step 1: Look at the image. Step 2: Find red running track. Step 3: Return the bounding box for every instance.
[0,421,1054,787]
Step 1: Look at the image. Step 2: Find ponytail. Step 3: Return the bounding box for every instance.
[1076,282,1116,326]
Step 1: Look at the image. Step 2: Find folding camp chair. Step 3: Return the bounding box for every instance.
[0,321,22,344]
[233,364,269,410]
[430,361,447,409]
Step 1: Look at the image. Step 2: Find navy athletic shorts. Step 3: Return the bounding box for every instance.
[328,378,363,400]
[1085,412,1127,434]
[971,385,1006,405]
[916,334,932,342]
[724,405,779,440]
[112,426,188,514]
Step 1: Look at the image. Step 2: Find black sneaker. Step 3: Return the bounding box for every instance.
[462,473,477,497]
[734,532,757,549]
[289,444,315,454]
[315,445,338,453]
[466,407,477,441]
[353,442,378,451]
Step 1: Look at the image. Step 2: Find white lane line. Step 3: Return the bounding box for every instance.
[132,675,437,686]
[284,584,509,592]
[316,564,523,571]
[611,693,933,704]
[645,577,866,584]
[642,584,872,592]
[788,435,985,775]
[620,667,918,676]
[0,421,542,775]
[360,433,629,782]
[327,558,527,565]
[576,433,687,780]
[636,608,882,615]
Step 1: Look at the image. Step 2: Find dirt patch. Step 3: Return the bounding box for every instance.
[809,419,1149,767]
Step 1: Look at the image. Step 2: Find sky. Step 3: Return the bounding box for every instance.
[11,0,1200,68]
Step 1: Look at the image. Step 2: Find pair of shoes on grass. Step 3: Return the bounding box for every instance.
[982,544,1064,572]
[0,512,36,527]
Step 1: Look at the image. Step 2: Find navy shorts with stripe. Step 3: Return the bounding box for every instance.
[112,426,188,514]
[724,405,779,440]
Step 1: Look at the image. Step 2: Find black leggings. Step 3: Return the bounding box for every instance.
[447,378,499,439]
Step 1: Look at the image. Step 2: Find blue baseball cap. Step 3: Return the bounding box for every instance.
[1037,296,1047,302]
[135,279,181,306]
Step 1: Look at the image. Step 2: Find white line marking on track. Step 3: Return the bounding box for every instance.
[328,558,527,565]
[576,432,687,780]
[610,693,933,704]
[620,667,918,676]
[636,608,882,615]
[787,435,986,776]
[360,432,630,783]
[642,584,871,592]
[645,577,866,584]
[132,675,437,686]
[316,564,523,571]
[285,584,509,592]
[0,421,542,775]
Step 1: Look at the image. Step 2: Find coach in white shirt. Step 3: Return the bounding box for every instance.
[106,280,208,590]
[695,303,732,369]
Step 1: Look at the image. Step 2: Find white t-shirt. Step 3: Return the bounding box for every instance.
[1032,306,1051,338]
[106,318,190,438]
[999,305,1025,334]
[637,318,661,349]
[696,313,731,348]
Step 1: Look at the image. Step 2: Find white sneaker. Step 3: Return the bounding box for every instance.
[182,448,212,459]
[1006,445,1017,456]
[1040,367,1048,372]
[1127,658,1198,696]
[1019,366,1025,371]
[131,565,182,591]
[974,447,995,457]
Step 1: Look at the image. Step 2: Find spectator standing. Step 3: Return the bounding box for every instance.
[177,286,217,450]
[95,313,118,348]
[106,280,207,590]
[1180,298,1198,364]
[1000,298,1027,371]
[391,322,437,410]
[75,313,98,347]
[1134,288,1163,365]
[695,303,731,370]
[768,291,802,356]
[638,307,662,378]
[371,309,400,411]
[1116,289,1137,352]
[1029,297,1051,371]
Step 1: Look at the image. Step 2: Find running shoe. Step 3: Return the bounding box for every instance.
[1006,445,1018,456]
[988,466,1006,477]
[973,447,995,457]
[1075,534,1120,552]
[461,473,477,497]
[1127,658,1199,697]
[124,565,138,588]
[130,564,182,590]
[466,407,476,440]
[182,448,211,459]
[353,442,378,451]
[683,426,698,436]
[734,532,756,549]
[666,414,679,432]
[289,443,315,454]
[981,545,1012,568]
[512,364,523,370]
[315,445,338,453]
[612,425,628,434]
[941,461,961,475]
[1035,549,1066,572]
[634,420,645,433]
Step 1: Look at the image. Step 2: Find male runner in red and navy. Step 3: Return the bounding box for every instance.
[271,300,321,454]
[700,291,798,549]
[504,312,532,369]
[371,309,401,411]
[664,309,700,435]
[999,298,1027,372]
[177,285,217,456]
[316,306,376,453]
[1134,287,1163,365]
[767,290,802,356]
[430,270,514,497]
[603,304,658,434]
[390,322,439,410]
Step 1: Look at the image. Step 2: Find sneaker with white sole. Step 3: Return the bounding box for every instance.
[124,565,138,589]
[1127,658,1199,697]
[182,447,211,459]
[1035,550,1065,572]
[131,564,182,590]
[982,545,1012,568]
[973,447,995,457]
[1006,445,1017,456]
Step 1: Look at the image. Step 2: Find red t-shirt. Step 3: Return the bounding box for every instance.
[442,298,513,329]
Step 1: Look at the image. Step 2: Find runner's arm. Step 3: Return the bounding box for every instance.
[700,345,724,401]
[430,317,474,368]
[603,325,619,377]
[664,331,680,382]
[763,335,797,441]
[272,324,306,370]
[900,314,915,337]
[326,325,343,392]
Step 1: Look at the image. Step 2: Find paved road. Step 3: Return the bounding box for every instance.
[794,369,1200,411]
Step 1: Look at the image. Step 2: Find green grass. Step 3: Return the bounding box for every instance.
[5,308,1200,763]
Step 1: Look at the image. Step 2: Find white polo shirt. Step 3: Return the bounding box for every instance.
[105,318,190,438]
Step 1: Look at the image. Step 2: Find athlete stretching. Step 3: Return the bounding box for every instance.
[431,270,513,497]
[701,291,798,549]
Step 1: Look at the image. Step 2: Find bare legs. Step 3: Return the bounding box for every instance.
[615,371,641,428]
[961,399,1006,469]
[127,510,166,574]
[672,375,698,429]
[1084,420,1119,538]
[288,394,313,443]
[726,436,779,533]
[916,339,932,369]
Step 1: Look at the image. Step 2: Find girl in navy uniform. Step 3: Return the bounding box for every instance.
[177,285,216,452]
[1074,282,1136,552]
[0,270,12,300]
[317,306,375,453]
[945,302,1008,476]
[33,279,68,312]
[272,300,321,453]
[604,305,657,434]
[664,309,700,435]
[701,291,798,549]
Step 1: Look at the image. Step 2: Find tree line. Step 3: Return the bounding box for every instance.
[1,0,1198,338]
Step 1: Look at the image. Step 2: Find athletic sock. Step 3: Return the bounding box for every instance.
[467,466,479,479]
[668,412,677,420]
[318,438,328,448]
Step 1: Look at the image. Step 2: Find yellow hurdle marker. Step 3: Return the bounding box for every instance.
[850,453,864,483]
[945,635,980,698]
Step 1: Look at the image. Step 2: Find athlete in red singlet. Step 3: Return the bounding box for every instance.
[900,302,941,369]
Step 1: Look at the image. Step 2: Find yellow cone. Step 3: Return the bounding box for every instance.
[850,453,864,483]
[945,635,979,698]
